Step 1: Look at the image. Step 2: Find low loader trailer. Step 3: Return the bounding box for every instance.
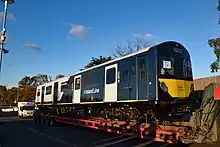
[33,83,220,145]
[33,109,195,144]
[33,112,178,144]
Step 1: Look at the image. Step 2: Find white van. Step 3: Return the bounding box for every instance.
[17,102,34,118]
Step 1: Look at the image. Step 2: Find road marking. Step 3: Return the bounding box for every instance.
[94,136,136,147]
[159,143,169,147]
[28,128,78,147]
[90,135,127,145]
[132,140,154,147]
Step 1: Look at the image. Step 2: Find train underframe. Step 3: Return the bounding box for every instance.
[33,100,194,144]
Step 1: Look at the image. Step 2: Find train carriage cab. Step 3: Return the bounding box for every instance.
[156,41,194,102]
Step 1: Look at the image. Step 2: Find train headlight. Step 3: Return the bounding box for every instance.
[160,82,168,92]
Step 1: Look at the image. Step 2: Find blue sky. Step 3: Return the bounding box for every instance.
[0,0,219,87]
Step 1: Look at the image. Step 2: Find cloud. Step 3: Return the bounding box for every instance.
[0,12,16,21]
[66,23,92,39]
[132,33,153,38]
[143,33,153,38]
[24,43,40,51]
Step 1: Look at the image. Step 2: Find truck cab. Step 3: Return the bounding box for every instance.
[18,102,34,118]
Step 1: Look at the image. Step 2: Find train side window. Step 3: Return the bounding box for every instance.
[61,83,68,92]
[106,67,116,84]
[139,59,146,78]
[37,89,40,96]
[46,86,52,95]
[183,59,192,78]
[75,77,81,90]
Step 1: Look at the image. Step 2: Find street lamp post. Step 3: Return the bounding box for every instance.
[0,0,14,73]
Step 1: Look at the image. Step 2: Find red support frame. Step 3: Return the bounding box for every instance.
[52,115,179,144]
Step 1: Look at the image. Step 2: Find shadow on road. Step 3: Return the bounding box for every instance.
[0,111,18,117]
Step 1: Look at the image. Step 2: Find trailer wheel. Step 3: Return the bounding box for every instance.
[50,118,55,126]
[45,118,49,125]
[40,117,44,125]
[36,116,40,124]
[44,117,48,125]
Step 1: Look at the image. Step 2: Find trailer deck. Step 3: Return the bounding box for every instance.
[34,113,193,145]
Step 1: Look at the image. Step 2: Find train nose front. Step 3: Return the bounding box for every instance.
[175,80,194,99]
[159,79,194,99]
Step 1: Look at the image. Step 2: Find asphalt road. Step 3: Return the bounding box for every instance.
[0,116,179,147]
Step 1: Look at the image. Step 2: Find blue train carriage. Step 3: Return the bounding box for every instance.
[35,76,73,105]
[68,40,193,120]
[35,40,194,121]
[71,41,193,103]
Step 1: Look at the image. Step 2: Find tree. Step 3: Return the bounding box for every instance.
[17,86,35,102]
[0,85,7,92]
[0,85,7,105]
[4,88,18,105]
[16,74,52,103]
[81,56,113,70]
[113,37,152,58]
[208,39,220,72]
[18,76,32,86]
[0,74,53,105]
[30,74,52,86]
[18,74,52,87]
[208,1,220,72]
[56,74,65,79]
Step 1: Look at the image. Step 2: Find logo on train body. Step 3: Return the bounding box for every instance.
[83,88,100,95]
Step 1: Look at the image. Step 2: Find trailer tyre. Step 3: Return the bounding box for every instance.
[40,117,44,125]
[45,117,49,125]
[50,118,55,126]
[36,116,40,124]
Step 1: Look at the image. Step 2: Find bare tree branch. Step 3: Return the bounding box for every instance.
[113,37,152,58]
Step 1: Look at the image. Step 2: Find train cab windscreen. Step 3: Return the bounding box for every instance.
[158,43,193,81]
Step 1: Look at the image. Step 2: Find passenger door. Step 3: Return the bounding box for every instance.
[41,86,45,103]
[53,82,58,103]
[104,64,118,102]
[73,75,81,103]
[138,55,148,100]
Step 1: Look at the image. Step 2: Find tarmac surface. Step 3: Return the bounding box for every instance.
[0,114,219,147]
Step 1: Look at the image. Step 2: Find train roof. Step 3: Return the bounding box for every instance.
[37,40,186,88]
[36,76,70,88]
[69,40,189,77]
[70,46,152,76]
[36,45,152,88]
